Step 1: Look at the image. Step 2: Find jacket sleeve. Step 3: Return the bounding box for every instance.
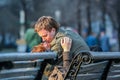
[62,51,70,69]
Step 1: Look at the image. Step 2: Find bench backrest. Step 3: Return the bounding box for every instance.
[0,52,57,80]
[107,61,120,80]
[0,60,42,80]
[77,61,109,80]
[66,51,120,80]
[1,52,120,80]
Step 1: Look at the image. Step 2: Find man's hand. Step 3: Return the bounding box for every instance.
[61,37,72,52]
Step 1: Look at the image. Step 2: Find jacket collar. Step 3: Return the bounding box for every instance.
[50,28,65,46]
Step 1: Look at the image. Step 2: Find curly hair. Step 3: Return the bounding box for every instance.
[31,43,46,52]
[34,16,60,32]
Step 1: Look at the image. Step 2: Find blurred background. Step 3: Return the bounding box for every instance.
[0,0,119,52]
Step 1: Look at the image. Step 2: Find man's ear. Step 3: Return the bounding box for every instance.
[51,28,56,32]
[51,28,56,36]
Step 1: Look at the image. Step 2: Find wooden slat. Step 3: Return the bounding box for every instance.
[0,68,39,78]
[108,70,120,76]
[109,66,120,71]
[13,61,36,68]
[79,61,108,73]
[111,61,120,65]
[0,52,57,62]
[13,59,43,68]
[90,52,120,60]
[107,62,120,78]
[76,73,101,80]
[107,75,120,80]
[0,76,35,80]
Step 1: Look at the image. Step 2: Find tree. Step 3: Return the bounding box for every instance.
[101,0,107,31]
[116,0,120,51]
[76,0,82,35]
[87,0,91,35]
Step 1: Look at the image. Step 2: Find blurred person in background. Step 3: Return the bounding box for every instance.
[4,32,11,48]
[34,16,90,79]
[86,32,98,48]
[99,30,110,52]
[24,22,42,52]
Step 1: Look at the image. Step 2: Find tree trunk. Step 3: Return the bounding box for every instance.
[116,0,120,51]
[20,0,28,30]
[87,0,91,35]
[76,0,81,35]
[117,11,120,51]
[101,0,106,31]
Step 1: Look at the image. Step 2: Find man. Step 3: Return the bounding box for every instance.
[100,31,110,52]
[86,32,98,48]
[34,16,90,79]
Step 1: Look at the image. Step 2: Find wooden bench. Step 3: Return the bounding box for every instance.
[89,52,120,80]
[65,51,120,80]
[0,52,57,80]
[1,51,120,80]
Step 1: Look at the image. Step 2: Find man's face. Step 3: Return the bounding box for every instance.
[37,28,56,43]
